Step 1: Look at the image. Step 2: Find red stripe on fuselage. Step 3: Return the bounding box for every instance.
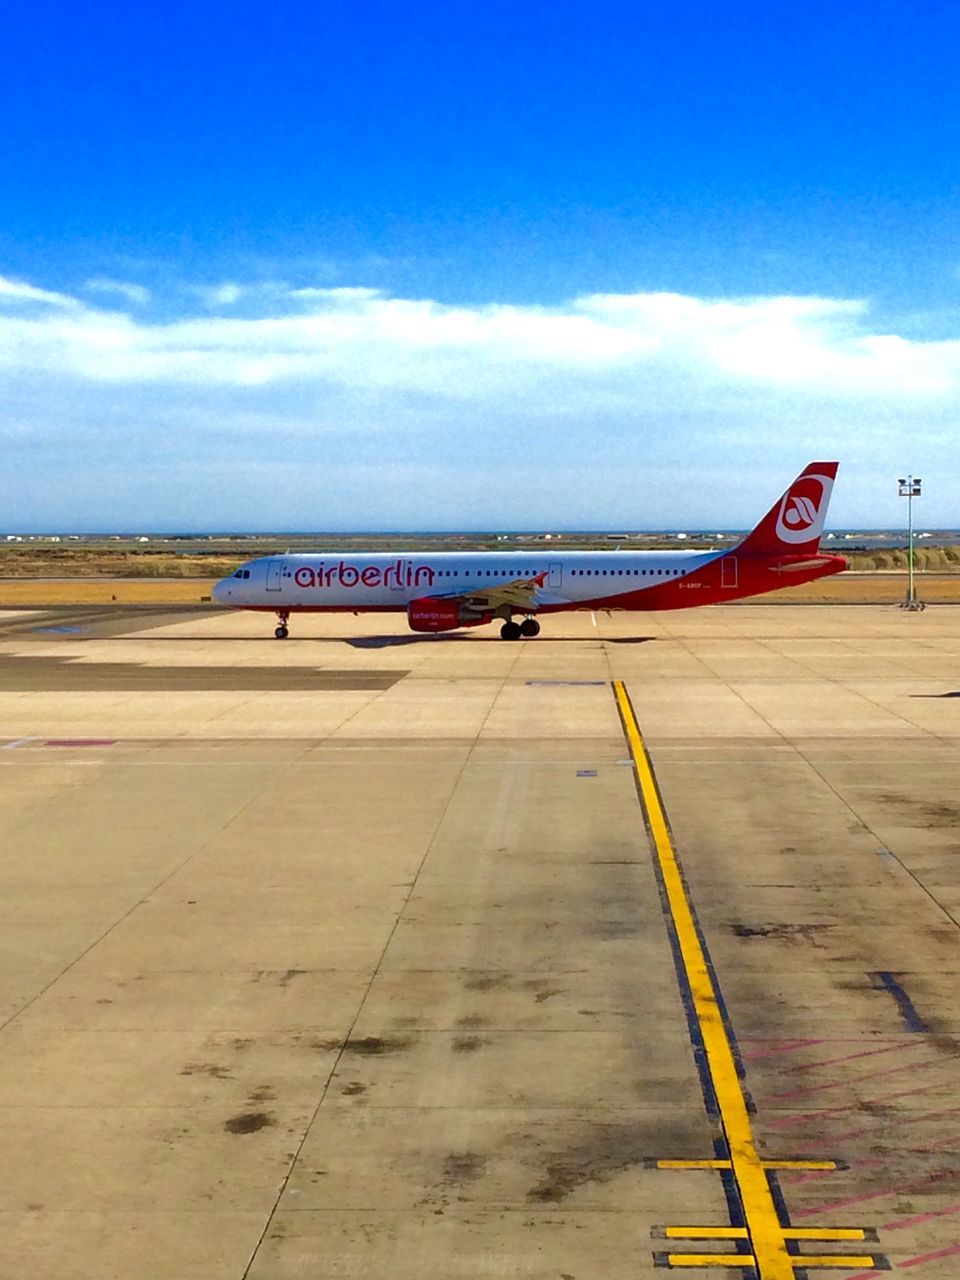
[565,551,847,612]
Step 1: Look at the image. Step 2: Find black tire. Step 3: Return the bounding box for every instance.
[519,618,540,638]
[275,626,289,639]
[500,621,522,641]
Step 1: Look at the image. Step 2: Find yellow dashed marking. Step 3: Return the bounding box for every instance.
[657,1159,838,1171]
[664,1228,868,1242]
[664,1256,878,1271]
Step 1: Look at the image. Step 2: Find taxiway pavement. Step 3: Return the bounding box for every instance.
[0,603,958,1278]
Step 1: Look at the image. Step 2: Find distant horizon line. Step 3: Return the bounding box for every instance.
[3,527,956,539]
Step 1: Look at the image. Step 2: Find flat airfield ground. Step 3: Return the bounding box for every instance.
[1,603,959,1278]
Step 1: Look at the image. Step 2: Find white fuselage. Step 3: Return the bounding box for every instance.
[212,549,723,612]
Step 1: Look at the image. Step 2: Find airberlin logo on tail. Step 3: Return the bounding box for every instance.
[775,473,833,544]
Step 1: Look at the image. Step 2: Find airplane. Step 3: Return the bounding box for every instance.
[212,461,845,639]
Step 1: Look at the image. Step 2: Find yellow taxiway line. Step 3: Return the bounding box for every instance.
[614,680,872,1279]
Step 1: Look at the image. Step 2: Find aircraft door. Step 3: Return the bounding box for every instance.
[265,560,283,591]
[721,555,738,589]
[548,562,563,588]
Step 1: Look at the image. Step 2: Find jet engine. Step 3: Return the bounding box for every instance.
[407,598,491,633]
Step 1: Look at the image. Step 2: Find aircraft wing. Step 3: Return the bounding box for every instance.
[435,570,549,612]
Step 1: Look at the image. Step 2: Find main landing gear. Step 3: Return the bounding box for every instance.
[274,611,290,639]
[500,617,541,640]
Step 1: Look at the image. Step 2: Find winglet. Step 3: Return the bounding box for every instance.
[736,462,839,556]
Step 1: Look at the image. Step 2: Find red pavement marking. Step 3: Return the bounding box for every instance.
[783,1132,960,1184]
[791,1104,960,1153]
[765,1079,946,1129]
[786,1041,926,1075]
[901,1242,960,1267]
[765,1055,944,1103]
[740,1038,826,1061]
[793,1168,955,1218]
[846,1243,960,1280]
[45,739,116,747]
[882,1202,960,1231]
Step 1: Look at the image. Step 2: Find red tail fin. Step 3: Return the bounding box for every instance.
[737,462,839,556]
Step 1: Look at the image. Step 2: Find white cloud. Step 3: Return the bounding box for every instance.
[0,275,79,309]
[287,286,382,302]
[2,271,960,527]
[1,282,958,402]
[190,282,246,308]
[84,278,151,305]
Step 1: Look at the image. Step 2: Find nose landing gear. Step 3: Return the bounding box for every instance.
[274,611,290,639]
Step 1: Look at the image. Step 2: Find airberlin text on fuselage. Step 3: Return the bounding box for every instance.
[293,560,436,590]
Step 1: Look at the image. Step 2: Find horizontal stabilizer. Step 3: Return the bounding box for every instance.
[768,555,843,574]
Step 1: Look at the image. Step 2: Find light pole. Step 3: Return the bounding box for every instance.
[897,475,923,611]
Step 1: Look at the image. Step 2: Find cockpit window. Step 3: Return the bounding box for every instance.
[233,570,243,578]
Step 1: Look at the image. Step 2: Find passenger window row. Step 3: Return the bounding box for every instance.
[237,565,682,581]
[571,568,683,577]
[436,570,538,577]
[437,567,682,578]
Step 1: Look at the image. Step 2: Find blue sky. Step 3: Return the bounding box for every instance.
[2,0,959,530]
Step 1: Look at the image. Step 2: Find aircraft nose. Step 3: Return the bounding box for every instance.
[212,578,230,604]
